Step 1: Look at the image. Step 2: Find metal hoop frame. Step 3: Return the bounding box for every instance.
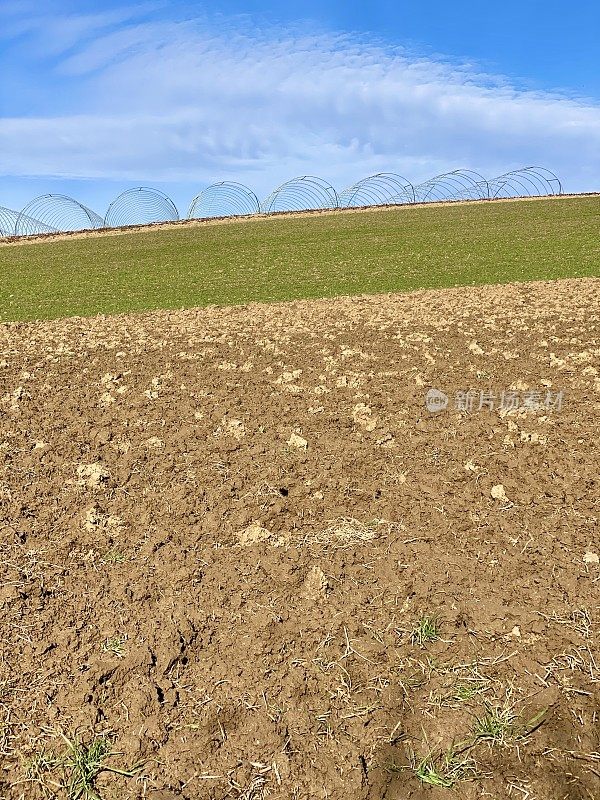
[4,166,563,236]
[414,169,489,203]
[0,206,16,236]
[261,175,339,213]
[1,206,54,237]
[188,182,260,219]
[15,194,104,236]
[339,173,415,208]
[487,166,563,199]
[104,187,180,228]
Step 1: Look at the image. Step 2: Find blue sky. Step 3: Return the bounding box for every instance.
[1,0,599,216]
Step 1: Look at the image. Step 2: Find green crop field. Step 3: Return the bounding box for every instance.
[0,196,598,322]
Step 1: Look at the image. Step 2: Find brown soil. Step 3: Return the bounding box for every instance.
[1,278,599,799]
[1,192,599,247]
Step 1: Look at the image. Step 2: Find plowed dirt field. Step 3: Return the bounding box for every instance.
[1,278,599,799]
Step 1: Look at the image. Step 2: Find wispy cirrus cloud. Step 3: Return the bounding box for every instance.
[0,1,161,52]
[0,6,599,202]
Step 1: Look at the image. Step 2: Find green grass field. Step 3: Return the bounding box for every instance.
[0,196,598,322]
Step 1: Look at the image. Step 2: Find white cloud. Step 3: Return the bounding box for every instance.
[1,9,599,199]
[0,2,161,53]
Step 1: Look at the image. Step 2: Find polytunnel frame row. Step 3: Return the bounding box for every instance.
[0,167,563,237]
